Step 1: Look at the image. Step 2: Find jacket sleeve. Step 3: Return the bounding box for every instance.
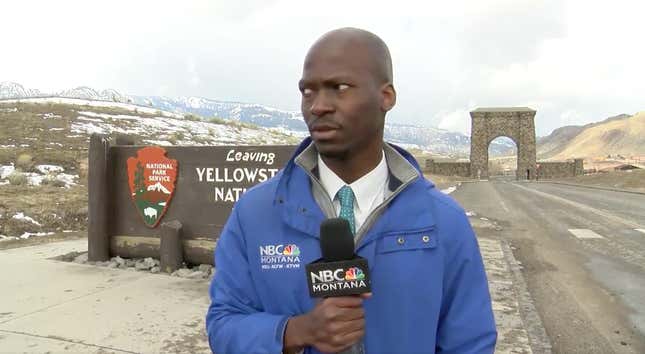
[436,210,497,354]
[206,204,290,354]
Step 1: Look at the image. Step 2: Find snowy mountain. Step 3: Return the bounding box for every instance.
[147,182,171,194]
[58,86,132,103]
[0,82,42,99]
[129,95,307,132]
[0,82,513,157]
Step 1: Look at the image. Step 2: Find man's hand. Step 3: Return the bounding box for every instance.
[283,293,371,353]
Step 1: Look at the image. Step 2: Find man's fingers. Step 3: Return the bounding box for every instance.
[325,296,364,308]
[333,327,366,350]
[322,305,364,322]
[336,317,365,333]
[326,314,366,333]
[334,307,364,321]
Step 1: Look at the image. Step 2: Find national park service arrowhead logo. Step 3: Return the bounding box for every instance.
[127,147,178,228]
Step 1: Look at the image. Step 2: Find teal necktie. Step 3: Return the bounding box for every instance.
[336,185,356,235]
[336,185,364,354]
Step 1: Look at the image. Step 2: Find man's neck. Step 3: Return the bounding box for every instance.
[321,143,383,184]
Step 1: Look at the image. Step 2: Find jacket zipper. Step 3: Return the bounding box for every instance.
[301,167,418,250]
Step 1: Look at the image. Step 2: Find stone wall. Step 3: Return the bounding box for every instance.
[537,159,584,179]
[426,158,584,179]
[425,159,471,177]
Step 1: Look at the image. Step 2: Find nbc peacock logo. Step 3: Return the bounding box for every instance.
[345,267,365,281]
[282,244,300,256]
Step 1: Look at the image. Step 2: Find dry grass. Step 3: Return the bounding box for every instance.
[0,184,88,237]
[16,153,34,171]
[7,171,27,185]
[0,102,86,172]
[0,102,92,241]
[552,169,645,192]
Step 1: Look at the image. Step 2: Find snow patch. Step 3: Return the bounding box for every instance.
[56,173,78,188]
[12,212,41,226]
[142,139,172,146]
[20,232,54,239]
[35,164,64,174]
[2,97,183,118]
[441,186,457,194]
[77,116,103,123]
[71,122,107,135]
[42,113,61,119]
[0,144,16,148]
[25,173,45,186]
[78,111,140,121]
[0,164,15,179]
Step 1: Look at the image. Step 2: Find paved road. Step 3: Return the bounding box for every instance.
[452,180,645,354]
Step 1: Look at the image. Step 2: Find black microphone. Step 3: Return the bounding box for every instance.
[305,218,371,298]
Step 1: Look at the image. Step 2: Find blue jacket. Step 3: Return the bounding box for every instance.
[206,138,497,353]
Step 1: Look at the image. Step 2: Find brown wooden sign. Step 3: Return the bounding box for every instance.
[88,134,297,266]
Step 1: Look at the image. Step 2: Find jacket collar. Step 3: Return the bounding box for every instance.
[275,138,436,239]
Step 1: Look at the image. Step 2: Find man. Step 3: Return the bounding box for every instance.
[206,28,497,353]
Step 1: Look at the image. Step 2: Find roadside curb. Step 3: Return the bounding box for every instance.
[535,181,645,196]
[500,240,553,354]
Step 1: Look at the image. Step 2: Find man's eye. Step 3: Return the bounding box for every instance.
[302,88,313,96]
[337,84,349,91]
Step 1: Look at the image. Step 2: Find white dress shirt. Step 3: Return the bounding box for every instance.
[317,151,389,232]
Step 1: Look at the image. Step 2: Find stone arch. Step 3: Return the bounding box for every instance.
[470,107,536,180]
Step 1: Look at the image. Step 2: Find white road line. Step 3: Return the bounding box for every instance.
[510,183,644,229]
[569,229,605,239]
[635,229,645,234]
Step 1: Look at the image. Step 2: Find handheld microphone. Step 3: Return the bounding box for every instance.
[305,218,371,297]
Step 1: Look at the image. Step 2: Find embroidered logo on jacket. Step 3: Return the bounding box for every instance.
[259,244,301,269]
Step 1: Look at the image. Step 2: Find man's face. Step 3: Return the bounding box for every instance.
[298,42,385,159]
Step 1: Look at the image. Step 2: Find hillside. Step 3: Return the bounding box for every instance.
[0,98,299,243]
[536,125,586,158]
[0,82,515,157]
[541,112,645,160]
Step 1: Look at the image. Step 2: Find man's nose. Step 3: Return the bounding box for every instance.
[309,90,334,117]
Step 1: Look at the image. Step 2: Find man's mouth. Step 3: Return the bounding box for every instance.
[310,124,339,140]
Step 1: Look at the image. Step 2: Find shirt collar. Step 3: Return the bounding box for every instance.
[317,151,388,212]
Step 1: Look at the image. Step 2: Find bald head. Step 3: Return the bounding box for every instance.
[305,27,393,85]
[299,27,397,173]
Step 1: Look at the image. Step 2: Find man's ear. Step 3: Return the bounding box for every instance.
[380,84,396,112]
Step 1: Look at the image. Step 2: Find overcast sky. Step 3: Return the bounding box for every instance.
[1,0,643,136]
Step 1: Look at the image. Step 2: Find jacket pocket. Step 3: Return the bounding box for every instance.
[377,228,437,254]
